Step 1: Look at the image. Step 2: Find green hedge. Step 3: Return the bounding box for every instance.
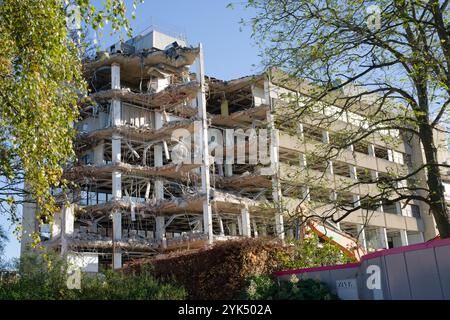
[240,275,339,300]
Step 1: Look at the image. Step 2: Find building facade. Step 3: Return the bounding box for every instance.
[21,30,448,271]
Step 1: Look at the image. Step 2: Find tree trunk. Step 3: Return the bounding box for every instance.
[419,122,450,238]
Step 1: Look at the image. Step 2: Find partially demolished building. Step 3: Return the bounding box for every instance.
[21,29,447,271]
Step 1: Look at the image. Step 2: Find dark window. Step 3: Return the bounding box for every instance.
[411,205,421,218]
[382,199,398,215]
[302,125,323,143]
[336,192,355,208]
[374,146,389,160]
[333,161,352,178]
[360,198,380,211]
[306,155,328,172]
[356,167,373,183]
[354,141,369,155]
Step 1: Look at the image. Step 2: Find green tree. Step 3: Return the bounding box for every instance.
[0,0,141,241]
[243,0,450,238]
[277,234,354,269]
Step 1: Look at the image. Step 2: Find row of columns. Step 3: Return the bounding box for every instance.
[111,62,170,270]
[224,213,266,237]
[356,225,423,250]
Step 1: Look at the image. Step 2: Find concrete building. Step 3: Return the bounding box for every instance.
[21,29,449,271]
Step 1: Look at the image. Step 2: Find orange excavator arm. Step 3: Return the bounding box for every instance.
[306,218,367,261]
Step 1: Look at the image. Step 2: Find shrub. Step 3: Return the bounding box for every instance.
[239,275,278,300]
[125,238,291,300]
[78,265,186,300]
[0,251,186,300]
[241,274,339,300]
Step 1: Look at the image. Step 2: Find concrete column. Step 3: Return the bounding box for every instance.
[259,225,267,237]
[302,186,310,201]
[112,171,121,200]
[196,44,213,244]
[265,78,284,242]
[111,63,120,90]
[218,216,225,236]
[155,216,166,248]
[297,123,304,137]
[112,211,122,241]
[371,170,379,183]
[153,138,164,200]
[269,114,284,240]
[113,252,122,270]
[299,153,307,168]
[328,160,334,175]
[111,100,121,127]
[349,165,357,180]
[395,202,402,215]
[400,229,409,246]
[220,99,229,116]
[368,144,376,157]
[378,200,384,212]
[153,111,165,246]
[52,210,63,239]
[378,227,389,249]
[357,224,367,250]
[153,142,163,198]
[237,216,243,236]
[154,145,163,166]
[112,210,122,269]
[252,220,258,238]
[197,219,203,233]
[241,205,251,237]
[224,128,233,173]
[62,205,74,256]
[217,165,224,177]
[111,118,121,271]
[52,205,74,256]
[110,58,122,270]
[224,129,234,177]
[322,130,330,144]
[111,135,121,164]
[111,63,121,127]
[93,141,105,165]
[353,194,361,208]
[224,164,233,177]
[230,222,237,236]
[153,180,164,200]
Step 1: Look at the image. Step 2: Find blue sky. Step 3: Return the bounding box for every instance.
[1,0,260,262]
